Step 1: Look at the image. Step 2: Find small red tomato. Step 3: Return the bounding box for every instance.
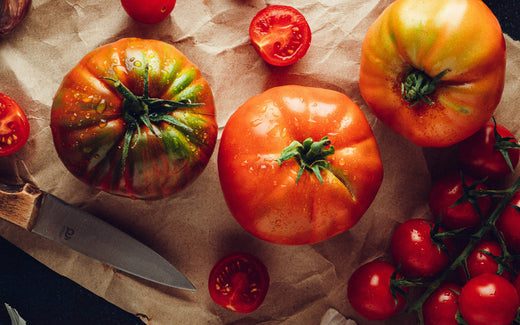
[459,273,520,325]
[121,0,176,24]
[208,252,269,314]
[458,121,519,180]
[347,261,407,321]
[422,283,461,325]
[249,5,311,66]
[0,93,29,156]
[390,219,452,278]
[460,240,514,283]
[496,191,520,254]
[429,172,492,230]
[515,275,520,300]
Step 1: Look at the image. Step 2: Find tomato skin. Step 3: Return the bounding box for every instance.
[496,192,520,254]
[347,261,406,321]
[459,273,520,325]
[460,240,514,283]
[429,173,492,230]
[422,283,461,325]
[0,94,30,156]
[218,86,383,245]
[249,5,311,66]
[121,0,176,24]
[390,219,452,278]
[51,38,217,200]
[457,122,519,180]
[359,0,505,147]
[208,252,269,314]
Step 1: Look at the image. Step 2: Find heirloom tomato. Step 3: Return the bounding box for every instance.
[208,252,269,314]
[0,93,29,156]
[347,261,407,321]
[359,0,505,147]
[459,273,520,325]
[51,38,217,200]
[249,5,311,66]
[457,121,519,180]
[218,86,383,245]
[121,0,176,24]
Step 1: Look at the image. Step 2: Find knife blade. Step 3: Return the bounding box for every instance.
[0,181,195,290]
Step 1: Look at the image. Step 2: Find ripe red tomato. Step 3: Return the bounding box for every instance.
[390,219,452,278]
[459,240,514,283]
[218,86,383,245]
[457,121,519,180]
[496,191,520,254]
[121,0,176,24]
[0,93,29,156]
[359,0,505,147]
[459,273,520,325]
[208,252,269,314]
[429,172,492,230]
[422,283,461,325]
[249,5,311,66]
[347,261,407,321]
[51,38,217,200]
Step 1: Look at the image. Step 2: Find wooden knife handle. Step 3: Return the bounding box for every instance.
[0,182,44,231]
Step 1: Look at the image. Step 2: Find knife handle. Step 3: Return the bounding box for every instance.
[0,182,43,231]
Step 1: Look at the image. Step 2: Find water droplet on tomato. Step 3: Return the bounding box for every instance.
[134,60,142,67]
[99,119,107,128]
[71,113,77,121]
[85,113,91,119]
[96,99,107,114]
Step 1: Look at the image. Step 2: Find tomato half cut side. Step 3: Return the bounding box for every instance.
[249,5,311,66]
[208,252,269,313]
[0,93,29,156]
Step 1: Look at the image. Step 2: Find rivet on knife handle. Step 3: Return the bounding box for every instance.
[0,182,43,231]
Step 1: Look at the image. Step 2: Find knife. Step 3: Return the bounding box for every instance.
[0,181,195,291]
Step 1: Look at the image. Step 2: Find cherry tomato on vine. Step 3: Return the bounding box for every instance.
[249,5,311,66]
[429,172,492,230]
[208,252,269,314]
[121,0,176,24]
[496,191,520,254]
[390,219,452,278]
[459,240,514,283]
[422,283,461,325]
[459,273,520,325]
[0,93,29,156]
[347,261,407,321]
[457,121,519,180]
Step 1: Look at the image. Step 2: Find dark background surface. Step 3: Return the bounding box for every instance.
[0,1,519,324]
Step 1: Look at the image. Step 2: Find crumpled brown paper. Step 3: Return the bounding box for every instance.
[1,0,519,324]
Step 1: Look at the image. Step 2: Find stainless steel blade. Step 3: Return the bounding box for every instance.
[32,193,195,290]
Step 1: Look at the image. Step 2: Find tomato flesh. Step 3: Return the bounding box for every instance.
[121,0,176,24]
[208,252,269,314]
[249,5,311,66]
[0,93,29,156]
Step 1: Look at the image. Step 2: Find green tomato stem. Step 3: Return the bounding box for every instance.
[401,68,450,106]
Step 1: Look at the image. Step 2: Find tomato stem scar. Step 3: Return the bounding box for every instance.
[401,68,450,107]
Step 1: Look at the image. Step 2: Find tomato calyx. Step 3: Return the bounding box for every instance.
[401,68,450,107]
[276,136,335,183]
[102,65,203,171]
[490,117,520,174]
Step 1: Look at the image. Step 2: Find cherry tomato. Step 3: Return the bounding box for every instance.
[249,5,311,66]
[496,191,520,254]
[121,0,176,24]
[359,0,505,147]
[390,219,452,278]
[459,240,514,283]
[459,273,520,325]
[0,93,29,156]
[429,172,492,230]
[347,261,407,321]
[515,275,520,300]
[457,121,519,180]
[422,283,461,325]
[208,252,269,314]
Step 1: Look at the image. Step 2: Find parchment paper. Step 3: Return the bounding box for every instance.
[1,0,519,324]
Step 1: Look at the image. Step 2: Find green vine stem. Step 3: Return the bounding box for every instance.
[404,176,520,324]
[401,68,450,106]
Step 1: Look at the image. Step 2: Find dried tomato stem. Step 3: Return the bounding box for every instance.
[401,68,450,106]
[275,136,335,184]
